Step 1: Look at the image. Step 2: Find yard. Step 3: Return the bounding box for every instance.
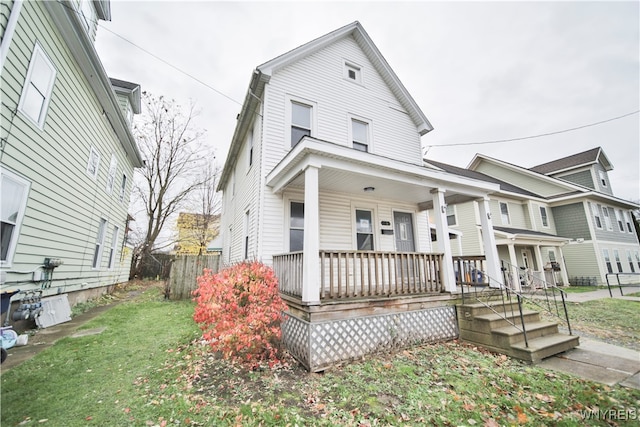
[1,281,639,426]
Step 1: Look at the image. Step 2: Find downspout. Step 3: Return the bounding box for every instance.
[0,0,23,74]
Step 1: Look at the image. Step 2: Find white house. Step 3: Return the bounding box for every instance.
[217,22,511,371]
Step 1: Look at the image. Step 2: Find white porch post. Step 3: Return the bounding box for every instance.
[431,188,456,292]
[477,197,501,288]
[302,165,320,304]
[557,245,570,286]
[507,243,521,291]
[534,244,545,288]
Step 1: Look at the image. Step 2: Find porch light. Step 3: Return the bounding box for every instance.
[363,186,375,192]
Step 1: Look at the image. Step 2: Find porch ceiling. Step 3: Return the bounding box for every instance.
[266,137,499,206]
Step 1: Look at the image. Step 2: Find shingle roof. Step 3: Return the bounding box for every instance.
[529,147,603,174]
[493,226,565,239]
[426,160,542,198]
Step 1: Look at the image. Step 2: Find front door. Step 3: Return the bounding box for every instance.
[394,212,415,252]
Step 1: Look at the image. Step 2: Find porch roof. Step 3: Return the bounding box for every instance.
[493,226,570,244]
[265,137,500,206]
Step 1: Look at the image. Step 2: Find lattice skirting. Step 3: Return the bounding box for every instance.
[282,306,458,372]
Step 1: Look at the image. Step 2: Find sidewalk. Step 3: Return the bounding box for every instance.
[562,287,640,303]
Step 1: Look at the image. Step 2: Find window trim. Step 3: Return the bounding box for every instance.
[348,114,373,153]
[288,200,305,252]
[353,206,376,251]
[105,154,117,194]
[627,250,635,273]
[613,249,623,273]
[615,209,625,232]
[247,127,254,169]
[92,218,107,269]
[119,173,127,203]
[0,168,31,267]
[446,204,457,227]
[603,249,612,274]
[343,60,363,85]
[599,170,607,187]
[624,210,634,233]
[18,42,56,129]
[590,202,602,229]
[539,206,549,228]
[285,95,316,149]
[601,205,613,231]
[499,202,511,225]
[87,146,101,179]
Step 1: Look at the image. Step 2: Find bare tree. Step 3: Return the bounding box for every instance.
[131,92,209,277]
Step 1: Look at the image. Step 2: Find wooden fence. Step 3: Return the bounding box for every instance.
[167,254,221,300]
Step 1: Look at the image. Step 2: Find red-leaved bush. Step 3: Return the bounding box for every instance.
[193,261,288,367]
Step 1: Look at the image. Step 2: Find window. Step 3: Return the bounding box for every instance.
[291,102,312,147]
[244,210,250,260]
[603,249,612,274]
[540,206,549,227]
[446,205,457,226]
[1,169,30,266]
[344,62,362,84]
[548,250,556,263]
[599,170,607,187]
[105,154,117,194]
[107,226,119,269]
[18,43,56,128]
[92,218,107,269]
[247,128,253,168]
[87,146,100,179]
[351,118,369,152]
[119,174,127,203]
[615,210,624,232]
[624,211,634,233]
[355,209,374,250]
[627,250,635,273]
[590,203,602,229]
[602,206,612,231]
[635,251,640,271]
[289,202,304,252]
[613,250,623,273]
[499,202,510,225]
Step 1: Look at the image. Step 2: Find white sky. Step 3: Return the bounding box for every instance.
[95,0,640,202]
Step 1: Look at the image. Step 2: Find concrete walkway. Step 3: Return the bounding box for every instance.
[563,287,640,303]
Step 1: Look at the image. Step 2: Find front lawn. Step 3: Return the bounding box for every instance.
[2,284,639,426]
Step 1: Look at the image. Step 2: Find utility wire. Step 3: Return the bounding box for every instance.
[426,110,640,148]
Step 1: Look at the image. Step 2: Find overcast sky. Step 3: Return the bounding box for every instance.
[95,0,640,202]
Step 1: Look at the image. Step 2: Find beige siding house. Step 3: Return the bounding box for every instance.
[0,1,142,304]
[218,22,506,371]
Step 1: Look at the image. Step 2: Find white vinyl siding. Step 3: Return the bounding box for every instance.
[0,168,31,266]
[18,42,56,128]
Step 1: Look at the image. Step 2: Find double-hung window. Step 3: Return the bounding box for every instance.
[539,206,549,227]
[615,210,624,232]
[107,226,119,269]
[613,250,623,272]
[599,170,607,188]
[106,154,117,194]
[92,218,107,269]
[289,202,304,252]
[87,146,100,179]
[355,209,374,250]
[291,102,312,147]
[602,206,613,231]
[499,202,510,225]
[119,174,127,203]
[627,250,635,273]
[1,169,30,266]
[446,205,457,226]
[351,118,369,152]
[624,211,633,233]
[603,249,612,274]
[18,43,56,128]
[590,203,602,229]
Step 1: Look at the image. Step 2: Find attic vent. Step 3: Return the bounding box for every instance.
[344,61,362,84]
[348,69,356,80]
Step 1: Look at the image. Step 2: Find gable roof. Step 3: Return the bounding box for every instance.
[529,147,613,175]
[426,159,542,198]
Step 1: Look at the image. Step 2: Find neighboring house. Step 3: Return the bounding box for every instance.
[218,21,506,371]
[446,147,640,287]
[174,212,220,255]
[0,1,142,304]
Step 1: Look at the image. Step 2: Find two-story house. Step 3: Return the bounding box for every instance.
[432,147,639,288]
[1,1,142,309]
[217,21,553,371]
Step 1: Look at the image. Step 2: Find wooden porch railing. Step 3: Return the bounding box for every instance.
[273,251,444,300]
[453,255,488,287]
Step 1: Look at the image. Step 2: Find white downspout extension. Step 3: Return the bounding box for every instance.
[302,165,320,304]
[477,197,501,288]
[431,188,456,293]
[0,0,23,74]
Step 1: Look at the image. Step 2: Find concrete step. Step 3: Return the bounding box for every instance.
[492,321,560,346]
[458,301,521,318]
[510,334,580,363]
[458,310,541,334]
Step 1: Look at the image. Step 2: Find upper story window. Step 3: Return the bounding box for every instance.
[615,209,625,232]
[624,211,634,233]
[87,146,101,179]
[539,206,549,227]
[499,202,510,225]
[446,205,457,226]
[291,101,312,147]
[351,118,369,152]
[80,0,96,34]
[119,174,127,203]
[18,43,56,129]
[105,154,117,194]
[590,202,602,229]
[247,128,254,168]
[602,205,613,231]
[1,168,31,267]
[599,170,607,187]
[344,61,362,84]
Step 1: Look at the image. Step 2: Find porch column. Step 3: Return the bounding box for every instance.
[477,197,501,288]
[302,165,320,304]
[557,245,570,286]
[431,188,456,292]
[507,243,521,291]
[533,244,544,288]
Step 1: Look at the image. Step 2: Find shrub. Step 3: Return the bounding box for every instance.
[193,261,288,367]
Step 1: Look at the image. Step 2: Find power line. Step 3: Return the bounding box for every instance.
[425,110,640,148]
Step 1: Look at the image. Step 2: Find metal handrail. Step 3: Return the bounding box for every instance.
[605,272,640,297]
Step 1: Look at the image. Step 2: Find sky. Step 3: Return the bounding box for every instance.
[95,0,640,204]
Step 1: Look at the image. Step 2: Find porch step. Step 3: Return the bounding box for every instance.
[457,301,579,363]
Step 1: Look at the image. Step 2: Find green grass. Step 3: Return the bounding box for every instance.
[563,286,607,293]
[2,285,639,426]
